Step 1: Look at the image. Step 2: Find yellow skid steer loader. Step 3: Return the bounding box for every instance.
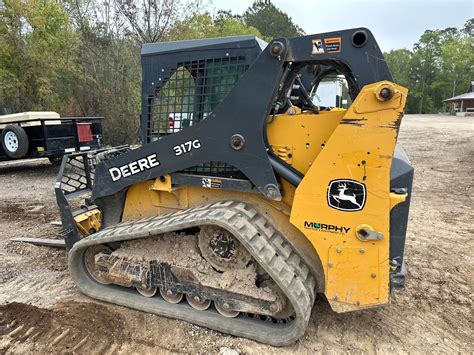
[55,28,413,346]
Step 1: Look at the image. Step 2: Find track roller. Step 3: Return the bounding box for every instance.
[214,301,239,318]
[160,288,183,303]
[136,286,157,298]
[83,245,112,285]
[186,294,211,310]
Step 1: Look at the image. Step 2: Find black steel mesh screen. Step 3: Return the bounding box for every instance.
[148,56,248,178]
[148,56,248,138]
[59,147,132,196]
[61,154,96,195]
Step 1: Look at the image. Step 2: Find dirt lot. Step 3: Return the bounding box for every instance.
[0,114,472,353]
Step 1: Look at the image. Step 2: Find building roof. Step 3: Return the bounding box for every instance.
[444,92,474,102]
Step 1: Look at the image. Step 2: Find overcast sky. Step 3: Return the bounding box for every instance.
[207,0,473,51]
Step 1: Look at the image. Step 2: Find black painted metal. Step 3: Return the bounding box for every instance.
[286,28,392,99]
[171,173,258,193]
[55,28,401,253]
[93,28,392,203]
[141,36,266,144]
[269,155,303,187]
[389,144,414,290]
[10,237,65,248]
[55,150,120,250]
[93,37,289,201]
[55,154,83,250]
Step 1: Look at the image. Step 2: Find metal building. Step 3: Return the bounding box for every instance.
[444,81,474,115]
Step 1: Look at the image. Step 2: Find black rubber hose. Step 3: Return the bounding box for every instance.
[269,154,303,187]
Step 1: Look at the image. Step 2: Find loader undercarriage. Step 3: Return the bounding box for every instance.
[69,201,315,345]
[85,228,290,318]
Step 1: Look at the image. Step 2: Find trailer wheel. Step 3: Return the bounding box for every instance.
[1,124,29,158]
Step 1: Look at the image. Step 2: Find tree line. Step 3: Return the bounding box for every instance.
[1,1,472,145]
[0,0,304,144]
[385,19,473,114]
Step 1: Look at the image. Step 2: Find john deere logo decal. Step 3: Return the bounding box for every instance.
[327,179,366,211]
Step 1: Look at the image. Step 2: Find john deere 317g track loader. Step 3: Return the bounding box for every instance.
[55,28,413,346]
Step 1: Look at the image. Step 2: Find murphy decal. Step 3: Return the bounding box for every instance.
[109,153,160,182]
[304,221,350,234]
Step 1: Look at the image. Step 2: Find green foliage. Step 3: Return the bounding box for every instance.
[0,0,78,112]
[385,22,474,114]
[385,49,412,87]
[463,18,474,35]
[172,12,262,40]
[439,36,474,97]
[0,1,265,145]
[243,0,304,41]
[1,0,472,145]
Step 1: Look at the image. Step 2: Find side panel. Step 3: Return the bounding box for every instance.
[290,81,408,311]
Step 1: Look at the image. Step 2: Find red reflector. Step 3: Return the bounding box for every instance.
[77,123,93,142]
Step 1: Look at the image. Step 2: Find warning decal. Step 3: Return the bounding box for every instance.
[324,37,342,53]
[202,177,222,189]
[312,39,324,54]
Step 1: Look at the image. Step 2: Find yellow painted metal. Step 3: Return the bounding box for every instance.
[124,179,189,214]
[390,192,407,209]
[266,109,345,206]
[290,81,408,310]
[151,174,172,192]
[74,209,101,237]
[120,80,408,313]
[272,144,294,164]
[327,246,380,305]
[266,109,344,176]
[123,183,281,221]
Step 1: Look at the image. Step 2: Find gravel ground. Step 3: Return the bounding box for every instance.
[0,114,472,353]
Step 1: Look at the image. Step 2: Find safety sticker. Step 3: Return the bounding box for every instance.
[324,37,342,53]
[311,39,324,54]
[202,177,222,189]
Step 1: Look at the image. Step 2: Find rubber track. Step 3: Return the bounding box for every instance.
[68,201,316,346]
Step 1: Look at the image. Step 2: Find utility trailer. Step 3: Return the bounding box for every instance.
[0,111,103,162]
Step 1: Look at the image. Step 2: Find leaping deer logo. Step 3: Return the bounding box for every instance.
[331,183,362,208]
